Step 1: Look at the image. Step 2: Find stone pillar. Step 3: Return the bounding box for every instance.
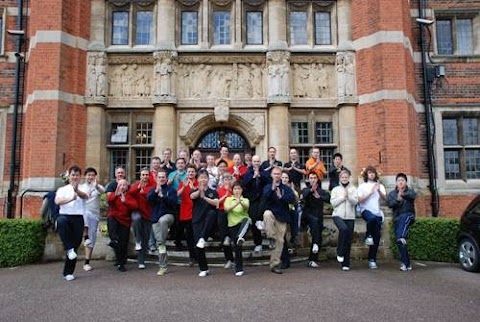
[85,105,107,181]
[337,0,353,50]
[154,104,177,155]
[157,0,176,49]
[268,104,289,161]
[89,0,106,49]
[268,0,288,50]
[266,50,291,103]
[338,104,357,179]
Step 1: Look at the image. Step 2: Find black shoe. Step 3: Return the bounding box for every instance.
[280,262,290,270]
[271,266,283,274]
[117,265,127,272]
[108,240,119,249]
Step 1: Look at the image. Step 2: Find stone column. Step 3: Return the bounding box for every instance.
[85,105,107,181]
[154,105,177,155]
[337,0,353,50]
[157,0,176,49]
[268,0,288,50]
[268,104,289,161]
[89,0,106,48]
[338,104,357,179]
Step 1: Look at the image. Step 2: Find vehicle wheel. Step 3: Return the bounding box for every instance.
[458,238,480,272]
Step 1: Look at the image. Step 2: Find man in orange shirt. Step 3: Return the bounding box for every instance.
[305,147,327,180]
[215,145,234,169]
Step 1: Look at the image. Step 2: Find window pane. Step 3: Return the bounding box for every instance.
[466,149,480,179]
[443,119,458,145]
[456,19,473,55]
[297,148,310,165]
[315,12,331,45]
[181,11,198,45]
[110,149,128,179]
[463,118,479,145]
[320,148,334,178]
[136,11,153,45]
[436,20,453,55]
[444,150,461,179]
[315,122,333,144]
[290,11,308,45]
[135,122,153,144]
[112,11,129,45]
[135,149,152,179]
[291,122,309,144]
[213,11,231,45]
[246,11,263,45]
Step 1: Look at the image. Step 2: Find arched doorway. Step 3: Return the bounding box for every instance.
[194,128,254,159]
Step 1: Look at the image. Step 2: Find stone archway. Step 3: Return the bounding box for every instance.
[178,111,265,148]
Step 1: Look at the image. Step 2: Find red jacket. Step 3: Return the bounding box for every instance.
[107,192,138,227]
[129,179,156,220]
[228,165,247,182]
[178,180,198,221]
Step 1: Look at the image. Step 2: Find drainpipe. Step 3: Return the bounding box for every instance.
[6,0,24,218]
[418,0,439,217]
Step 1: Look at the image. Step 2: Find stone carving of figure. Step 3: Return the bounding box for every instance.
[87,54,97,97]
[95,53,107,97]
[250,64,263,98]
[267,51,290,98]
[236,64,252,98]
[337,52,356,97]
[155,58,172,96]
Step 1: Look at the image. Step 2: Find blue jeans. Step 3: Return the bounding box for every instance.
[394,212,415,266]
[361,210,383,261]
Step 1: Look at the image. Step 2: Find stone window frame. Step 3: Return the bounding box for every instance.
[289,112,337,176]
[107,0,157,48]
[177,0,203,48]
[106,111,154,182]
[287,0,337,49]
[209,0,236,48]
[433,9,480,58]
[242,0,267,48]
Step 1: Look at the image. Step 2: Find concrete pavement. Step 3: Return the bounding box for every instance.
[1,259,478,321]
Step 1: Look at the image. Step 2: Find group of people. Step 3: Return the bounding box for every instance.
[54,146,417,281]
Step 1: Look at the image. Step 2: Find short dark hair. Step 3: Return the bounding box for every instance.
[216,159,228,167]
[68,165,82,174]
[232,181,243,189]
[333,153,343,160]
[84,167,97,175]
[197,169,209,177]
[396,172,408,182]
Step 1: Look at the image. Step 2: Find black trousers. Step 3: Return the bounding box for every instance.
[56,214,84,276]
[224,218,251,272]
[107,216,130,267]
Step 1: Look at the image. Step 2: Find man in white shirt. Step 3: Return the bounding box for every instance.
[54,165,89,281]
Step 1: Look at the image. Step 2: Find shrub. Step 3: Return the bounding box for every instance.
[390,217,460,263]
[0,219,47,268]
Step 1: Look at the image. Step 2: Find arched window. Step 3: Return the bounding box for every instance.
[196,128,250,153]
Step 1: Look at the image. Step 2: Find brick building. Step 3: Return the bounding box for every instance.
[0,0,479,218]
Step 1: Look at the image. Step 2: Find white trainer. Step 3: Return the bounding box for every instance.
[83,264,92,272]
[198,270,209,277]
[67,249,77,260]
[224,260,234,269]
[64,274,75,281]
[312,243,319,254]
[196,238,206,249]
[135,242,142,251]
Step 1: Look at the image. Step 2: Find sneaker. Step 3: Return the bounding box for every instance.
[365,236,374,246]
[342,266,350,271]
[223,236,231,247]
[138,264,146,269]
[64,274,75,281]
[399,263,412,271]
[255,220,265,231]
[253,245,262,253]
[135,242,142,251]
[196,238,206,249]
[224,260,234,269]
[198,270,209,277]
[270,266,283,274]
[83,239,92,247]
[268,238,276,250]
[158,244,167,254]
[368,260,378,269]
[236,237,245,246]
[308,261,319,268]
[207,237,214,242]
[337,255,344,263]
[157,267,168,276]
[117,265,127,272]
[312,243,319,254]
[83,264,92,272]
[235,271,244,277]
[67,248,77,260]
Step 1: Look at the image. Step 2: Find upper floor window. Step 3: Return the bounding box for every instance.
[109,0,155,47]
[435,13,477,56]
[213,11,231,45]
[443,115,480,180]
[181,11,198,45]
[288,1,334,47]
[246,11,263,45]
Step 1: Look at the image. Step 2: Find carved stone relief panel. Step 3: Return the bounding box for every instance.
[179,112,211,137]
[86,51,108,104]
[153,51,178,100]
[107,63,153,99]
[266,51,290,99]
[292,63,336,98]
[177,63,235,99]
[336,51,356,99]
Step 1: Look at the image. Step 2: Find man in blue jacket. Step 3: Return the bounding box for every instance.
[262,166,295,274]
[147,169,178,276]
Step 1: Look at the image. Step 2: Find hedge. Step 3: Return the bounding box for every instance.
[389,217,460,263]
[0,219,47,268]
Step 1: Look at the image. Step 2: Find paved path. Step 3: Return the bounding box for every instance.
[1,259,478,321]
